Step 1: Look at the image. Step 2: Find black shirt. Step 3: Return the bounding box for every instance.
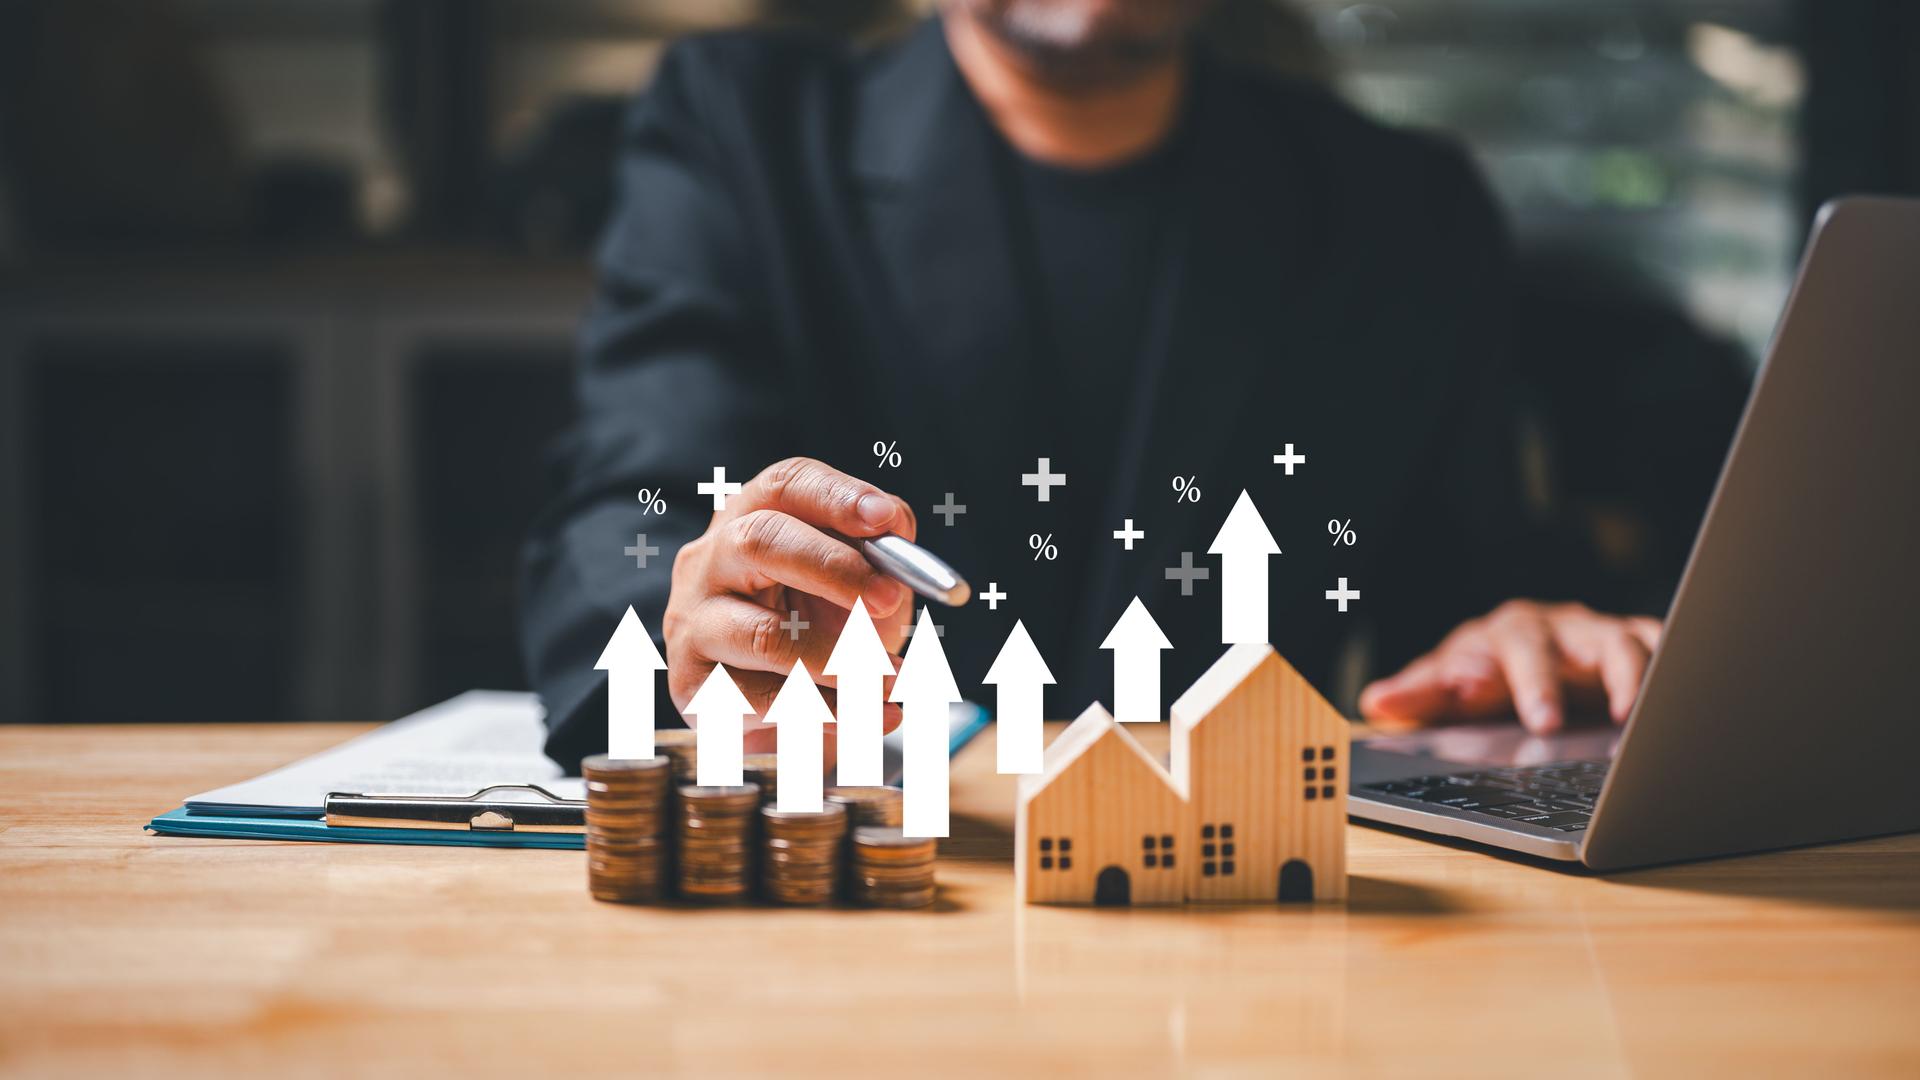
[1007,140,1181,656]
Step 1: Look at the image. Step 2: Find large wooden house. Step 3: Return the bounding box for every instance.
[1171,644,1347,902]
[1016,644,1347,906]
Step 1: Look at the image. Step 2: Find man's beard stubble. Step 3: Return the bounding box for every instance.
[959,0,1197,87]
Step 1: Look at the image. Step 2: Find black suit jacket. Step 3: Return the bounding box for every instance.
[521,18,1533,770]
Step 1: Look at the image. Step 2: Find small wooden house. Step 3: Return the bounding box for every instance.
[1016,645,1348,906]
[1170,644,1347,902]
[1016,704,1188,906]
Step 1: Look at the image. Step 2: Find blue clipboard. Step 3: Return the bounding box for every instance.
[145,807,586,848]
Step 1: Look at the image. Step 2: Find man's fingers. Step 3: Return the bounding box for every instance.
[1595,628,1652,724]
[717,510,907,614]
[683,665,783,724]
[687,596,839,679]
[1359,656,1459,727]
[1359,603,1669,738]
[741,668,788,719]
[736,456,901,537]
[890,496,920,544]
[1547,609,1655,724]
[1490,607,1565,734]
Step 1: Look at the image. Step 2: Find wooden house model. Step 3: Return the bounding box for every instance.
[1016,644,1347,906]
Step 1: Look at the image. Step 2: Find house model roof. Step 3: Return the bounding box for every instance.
[1017,702,1178,805]
[1170,642,1278,734]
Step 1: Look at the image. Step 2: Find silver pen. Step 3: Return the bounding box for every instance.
[861,534,971,606]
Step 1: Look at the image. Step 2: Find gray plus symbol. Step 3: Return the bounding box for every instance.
[1165,551,1211,596]
[932,492,967,526]
[906,609,946,638]
[779,610,810,640]
[624,534,661,568]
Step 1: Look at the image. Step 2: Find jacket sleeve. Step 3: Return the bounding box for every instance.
[518,41,795,771]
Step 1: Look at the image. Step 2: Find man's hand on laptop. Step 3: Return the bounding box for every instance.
[1359,601,1663,734]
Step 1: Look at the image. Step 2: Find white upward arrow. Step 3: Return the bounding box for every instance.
[984,620,1054,774]
[765,661,832,812]
[685,662,752,786]
[1100,596,1173,723]
[823,598,891,787]
[595,606,668,759]
[889,607,963,837]
[1208,489,1281,644]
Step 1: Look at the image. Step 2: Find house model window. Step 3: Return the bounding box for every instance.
[1200,822,1236,877]
[1141,833,1174,869]
[1303,745,1338,800]
[1038,836,1072,870]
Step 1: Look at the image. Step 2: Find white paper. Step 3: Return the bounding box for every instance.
[184,690,583,814]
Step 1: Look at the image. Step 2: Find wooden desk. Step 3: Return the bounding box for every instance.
[3,723,1917,1077]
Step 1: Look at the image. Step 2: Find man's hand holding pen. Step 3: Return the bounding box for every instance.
[663,457,918,744]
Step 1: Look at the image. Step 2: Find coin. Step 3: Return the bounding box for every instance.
[863,885,936,909]
[824,786,904,828]
[584,754,673,782]
[678,785,760,811]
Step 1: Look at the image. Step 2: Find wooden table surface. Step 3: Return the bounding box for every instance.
[3,722,1917,1078]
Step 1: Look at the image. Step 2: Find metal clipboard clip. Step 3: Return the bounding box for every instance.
[324,784,585,834]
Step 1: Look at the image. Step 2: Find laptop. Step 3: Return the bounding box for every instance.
[1349,197,1920,870]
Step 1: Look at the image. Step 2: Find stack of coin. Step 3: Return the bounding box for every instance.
[760,804,847,905]
[824,787,905,898]
[676,784,760,902]
[654,728,700,785]
[582,754,672,903]
[823,785,903,828]
[742,753,780,805]
[850,826,937,909]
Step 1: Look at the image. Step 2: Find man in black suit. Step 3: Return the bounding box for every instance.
[520,0,1663,770]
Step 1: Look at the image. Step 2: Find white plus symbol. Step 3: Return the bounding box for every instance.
[979,582,1007,611]
[1112,519,1145,550]
[696,466,743,511]
[1273,444,1306,475]
[1021,457,1067,502]
[1325,577,1360,612]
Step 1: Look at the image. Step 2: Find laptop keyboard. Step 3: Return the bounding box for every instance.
[1359,759,1609,832]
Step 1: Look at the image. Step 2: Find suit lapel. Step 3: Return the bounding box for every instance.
[849,20,1045,465]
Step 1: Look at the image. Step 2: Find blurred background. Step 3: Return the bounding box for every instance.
[1,0,1915,726]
